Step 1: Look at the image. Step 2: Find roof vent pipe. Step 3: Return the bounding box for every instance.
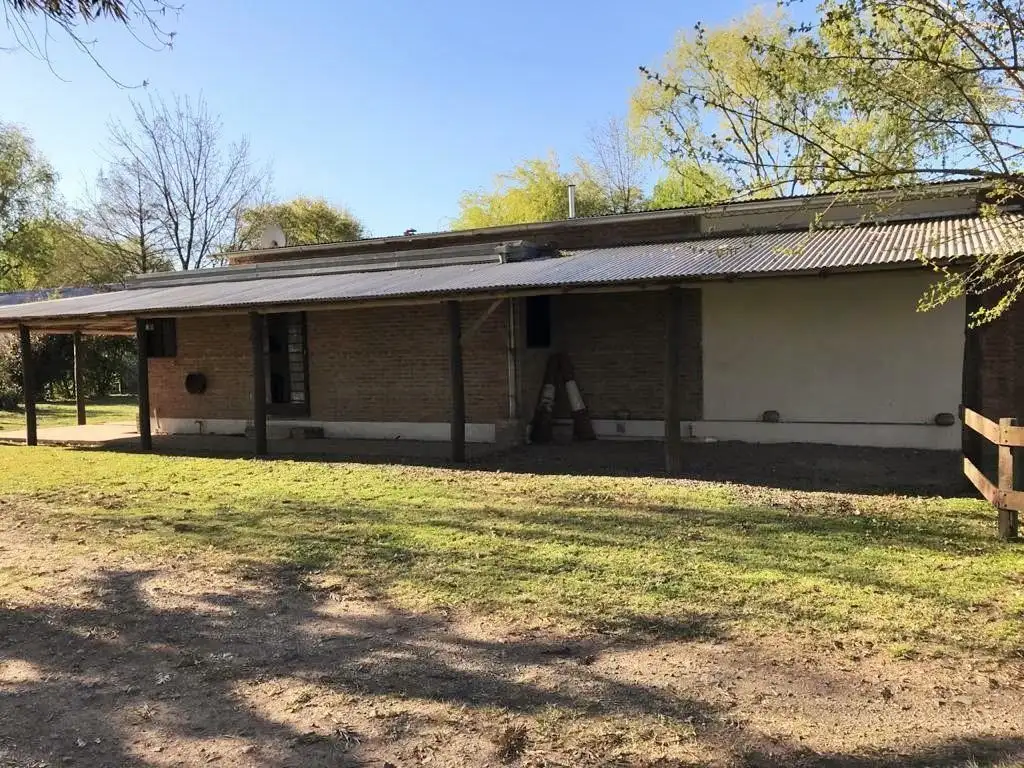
[567,184,577,219]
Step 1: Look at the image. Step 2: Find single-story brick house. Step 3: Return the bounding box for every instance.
[0,183,1020,468]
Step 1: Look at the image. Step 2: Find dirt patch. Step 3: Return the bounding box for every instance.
[481,441,965,496]
[1,516,1023,768]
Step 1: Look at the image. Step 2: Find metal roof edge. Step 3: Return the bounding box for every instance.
[226,181,989,263]
[0,260,941,333]
[0,211,1014,331]
[130,241,548,289]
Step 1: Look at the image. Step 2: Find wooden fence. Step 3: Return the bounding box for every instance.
[962,406,1022,540]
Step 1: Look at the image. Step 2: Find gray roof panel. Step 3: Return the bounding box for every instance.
[0,214,1019,326]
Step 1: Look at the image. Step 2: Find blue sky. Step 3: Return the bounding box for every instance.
[3,0,754,237]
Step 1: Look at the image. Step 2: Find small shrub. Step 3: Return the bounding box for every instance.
[889,643,919,660]
[0,334,21,410]
[494,724,528,763]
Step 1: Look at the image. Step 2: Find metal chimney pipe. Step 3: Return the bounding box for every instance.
[567,184,577,219]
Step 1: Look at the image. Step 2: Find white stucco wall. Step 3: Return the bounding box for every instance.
[699,270,965,449]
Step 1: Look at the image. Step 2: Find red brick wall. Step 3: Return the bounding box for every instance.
[518,290,703,421]
[976,299,1024,420]
[307,302,509,423]
[149,293,702,430]
[149,315,253,422]
[149,302,511,426]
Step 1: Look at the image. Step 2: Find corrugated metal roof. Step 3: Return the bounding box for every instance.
[0,285,112,307]
[0,214,1018,327]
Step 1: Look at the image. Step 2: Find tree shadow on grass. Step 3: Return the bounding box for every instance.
[2,566,1023,767]
[78,437,969,496]
[0,567,717,767]
[40,478,1016,659]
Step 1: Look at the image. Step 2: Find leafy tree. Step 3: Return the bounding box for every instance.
[0,331,136,410]
[649,161,733,209]
[452,155,611,229]
[0,335,21,410]
[638,1,1020,321]
[633,7,973,197]
[26,220,154,287]
[234,197,364,250]
[4,0,179,86]
[0,123,58,290]
[633,10,812,197]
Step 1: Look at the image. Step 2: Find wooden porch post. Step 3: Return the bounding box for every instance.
[998,417,1020,540]
[18,325,36,447]
[448,300,466,463]
[135,319,152,451]
[250,312,268,457]
[73,331,87,426]
[664,287,683,476]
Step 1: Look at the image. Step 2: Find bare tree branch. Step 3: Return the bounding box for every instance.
[97,94,271,271]
[2,0,180,87]
[583,117,650,214]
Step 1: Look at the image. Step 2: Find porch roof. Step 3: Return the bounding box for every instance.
[0,212,1019,333]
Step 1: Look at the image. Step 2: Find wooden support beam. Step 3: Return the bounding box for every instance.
[448,300,466,463]
[664,287,683,476]
[962,296,982,467]
[135,319,152,451]
[73,331,86,426]
[250,312,268,457]
[18,325,36,447]
[998,417,1020,540]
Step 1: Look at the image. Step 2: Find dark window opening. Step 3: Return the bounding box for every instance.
[144,318,177,358]
[265,312,309,416]
[525,295,552,349]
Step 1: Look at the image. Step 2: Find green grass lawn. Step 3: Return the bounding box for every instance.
[0,397,136,431]
[0,445,1020,658]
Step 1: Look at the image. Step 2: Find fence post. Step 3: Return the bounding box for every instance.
[997,417,1020,541]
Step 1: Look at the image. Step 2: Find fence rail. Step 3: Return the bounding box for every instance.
[962,406,1021,540]
[962,407,1024,447]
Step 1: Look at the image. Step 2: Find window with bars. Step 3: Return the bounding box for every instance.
[265,312,309,416]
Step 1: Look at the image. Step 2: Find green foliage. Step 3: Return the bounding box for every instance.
[637,0,1024,320]
[82,336,137,397]
[0,335,20,410]
[633,9,809,196]
[0,123,57,290]
[0,332,136,410]
[0,123,133,291]
[17,219,150,289]
[632,6,988,196]
[791,3,992,188]
[452,155,612,229]
[235,197,364,250]
[0,333,71,404]
[649,161,733,209]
